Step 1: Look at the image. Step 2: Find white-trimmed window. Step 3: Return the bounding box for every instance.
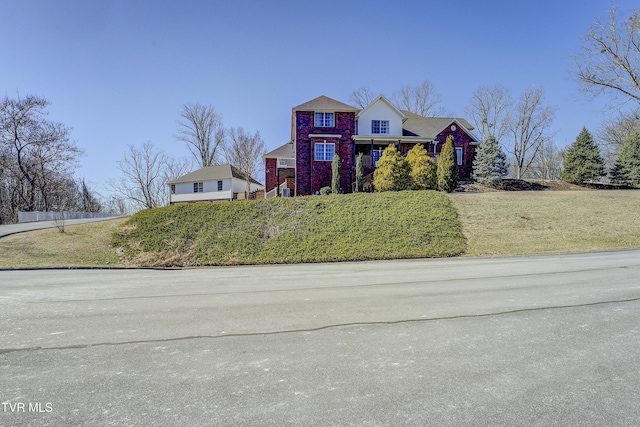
[314,142,335,161]
[217,180,223,191]
[455,147,463,166]
[193,182,203,193]
[170,184,176,194]
[314,112,335,127]
[371,120,389,134]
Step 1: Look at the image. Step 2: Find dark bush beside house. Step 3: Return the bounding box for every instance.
[610,131,640,186]
[472,134,508,186]
[355,152,364,192]
[372,145,411,192]
[562,127,604,183]
[331,153,341,194]
[437,135,459,192]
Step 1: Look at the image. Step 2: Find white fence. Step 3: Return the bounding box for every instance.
[18,211,119,223]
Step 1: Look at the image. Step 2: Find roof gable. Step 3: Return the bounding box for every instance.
[293,95,359,112]
[263,141,295,159]
[401,111,479,142]
[357,95,407,120]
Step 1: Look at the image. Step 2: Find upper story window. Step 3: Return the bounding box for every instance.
[217,180,223,191]
[371,120,389,134]
[314,112,335,127]
[193,182,203,193]
[314,142,335,161]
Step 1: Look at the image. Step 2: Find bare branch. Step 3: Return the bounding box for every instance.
[224,128,266,197]
[573,5,640,106]
[466,84,513,142]
[175,103,225,167]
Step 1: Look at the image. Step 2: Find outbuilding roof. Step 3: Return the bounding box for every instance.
[167,164,262,185]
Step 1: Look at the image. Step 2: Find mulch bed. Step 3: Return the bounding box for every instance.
[455,179,634,193]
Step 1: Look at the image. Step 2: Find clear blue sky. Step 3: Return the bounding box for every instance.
[2,0,635,194]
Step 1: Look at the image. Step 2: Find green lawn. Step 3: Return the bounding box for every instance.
[449,190,640,256]
[2,189,640,268]
[111,191,465,266]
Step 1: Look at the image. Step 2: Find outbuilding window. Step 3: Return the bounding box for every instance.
[193,182,203,193]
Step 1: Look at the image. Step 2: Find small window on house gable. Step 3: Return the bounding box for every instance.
[371,120,389,134]
[314,142,335,161]
[217,180,223,191]
[455,147,463,166]
[193,182,203,193]
[314,112,334,127]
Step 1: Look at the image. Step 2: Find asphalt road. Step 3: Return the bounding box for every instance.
[1,251,639,426]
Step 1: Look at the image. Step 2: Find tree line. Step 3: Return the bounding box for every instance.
[0,94,101,224]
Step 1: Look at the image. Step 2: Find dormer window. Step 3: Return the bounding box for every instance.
[314,112,334,127]
[371,120,389,134]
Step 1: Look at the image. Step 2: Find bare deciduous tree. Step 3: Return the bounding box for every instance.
[349,87,377,109]
[523,139,566,180]
[597,107,640,167]
[0,94,83,223]
[466,84,513,142]
[176,103,225,167]
[224,128,266,198]
[506,87,556,179]
[391,80,449,117]
[574,5,640,106]
[108,142,170,210]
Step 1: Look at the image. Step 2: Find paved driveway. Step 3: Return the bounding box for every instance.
[1,250,639,426]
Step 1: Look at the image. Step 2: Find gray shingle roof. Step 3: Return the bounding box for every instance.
[293,95,359,112]
[264,141,295,159]
[167,164,262,185]
[401,111,477,141]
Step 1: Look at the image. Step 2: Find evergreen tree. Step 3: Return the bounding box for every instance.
[437,136,459,192]
[372,145,410,192]
[472,134,508,186]
[355,152,364,192]
[561,127,604,183]
[610,132,640,186]
[406,144,437,190]
[331,153,341,194]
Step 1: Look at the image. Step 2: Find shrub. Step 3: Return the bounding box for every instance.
[437,135,459,192]
[472,134,508,186]
[372,145,411,192]
[406,144,437,190]
[355,152,364,192]
[562,127,604,183]
[319,186,332,195]
[331,153,341,194]
[610,131,640,186]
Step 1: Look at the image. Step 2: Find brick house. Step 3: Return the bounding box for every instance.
[264,95,479,197]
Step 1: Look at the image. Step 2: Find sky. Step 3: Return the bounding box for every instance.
[1,0,636,196]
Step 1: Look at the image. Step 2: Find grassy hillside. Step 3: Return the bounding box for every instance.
[0,218,126,268]
[111,191,465,266]
[450,190,640,256]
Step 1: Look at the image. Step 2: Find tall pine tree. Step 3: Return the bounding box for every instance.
[561,127,604,183]
[472,134,508,186]
[610,132,640,186]
[372,145,410,192]
[437,136,458,192]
